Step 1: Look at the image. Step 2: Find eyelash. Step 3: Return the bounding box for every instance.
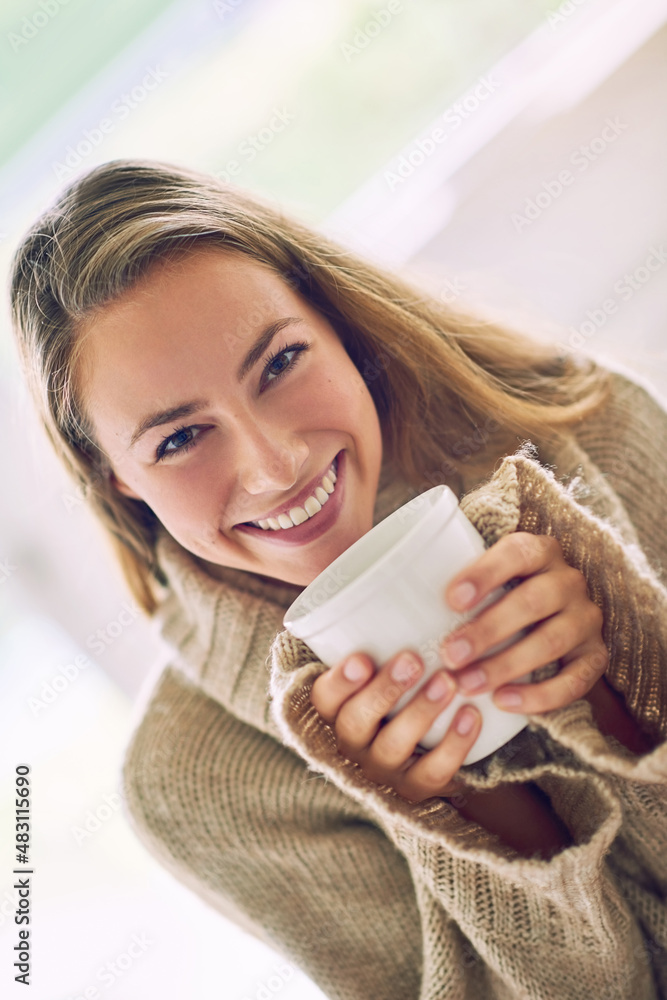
[154,340,310,462]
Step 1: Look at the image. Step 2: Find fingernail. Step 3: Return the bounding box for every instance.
[426,672,455,702]
[456,708,477,735]
[442,638,472,667]
[343,656,368,682]
[449,581,477,610]
[458,668,486,691]
[391,652,421,683]
[495,689,523,708]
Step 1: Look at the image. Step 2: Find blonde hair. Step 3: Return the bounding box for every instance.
[10,158,611,615]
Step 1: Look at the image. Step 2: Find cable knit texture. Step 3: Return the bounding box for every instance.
[121,368,667,1000]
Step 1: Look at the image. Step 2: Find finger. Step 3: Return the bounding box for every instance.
[441,565,586,671]
[335,649,425,755]
[453,605,600,699]
[395,703,483,803]
[492,640,609,714]
[363,669,458,773]
[310,652,376,725]
[444,532,563,613]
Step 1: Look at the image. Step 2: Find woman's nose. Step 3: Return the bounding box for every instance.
[236,428,309,495]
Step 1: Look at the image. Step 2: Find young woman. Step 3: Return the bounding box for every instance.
[10,160,667,999]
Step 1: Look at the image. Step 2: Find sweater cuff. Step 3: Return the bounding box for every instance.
[268,630,625,890]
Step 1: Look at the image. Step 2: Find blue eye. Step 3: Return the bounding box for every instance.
[154,340,310,462]
[261,340,309,389]
[155,425,201,462]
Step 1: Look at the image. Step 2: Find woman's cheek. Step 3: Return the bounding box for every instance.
[150,462,218,526]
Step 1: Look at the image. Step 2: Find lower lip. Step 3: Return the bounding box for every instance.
[233,451,346,548]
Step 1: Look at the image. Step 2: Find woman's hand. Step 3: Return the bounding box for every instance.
[439,531,609,714]
[310,649,480,803]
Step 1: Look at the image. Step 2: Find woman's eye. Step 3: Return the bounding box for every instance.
[262,341,309,389]
[156,425,201,462]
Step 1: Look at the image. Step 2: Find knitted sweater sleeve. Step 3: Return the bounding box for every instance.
[269,446,667,1000]
[121,667,428,1000]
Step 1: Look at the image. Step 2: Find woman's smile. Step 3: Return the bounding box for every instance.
[234,450,344,546]
[76,247,384,587]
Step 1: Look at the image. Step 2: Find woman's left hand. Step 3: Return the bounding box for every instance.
[439,532,609,714]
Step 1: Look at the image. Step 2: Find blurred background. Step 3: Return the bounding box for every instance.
[1,0,666,996]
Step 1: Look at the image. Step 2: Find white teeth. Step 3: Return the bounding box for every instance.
[247,456,339,531]
[303,495,322,517]
[289,506,309,525]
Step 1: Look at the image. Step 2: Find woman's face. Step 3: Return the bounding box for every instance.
[77,246,384,587]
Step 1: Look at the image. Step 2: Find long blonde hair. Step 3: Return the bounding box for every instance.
[10,158,611,615]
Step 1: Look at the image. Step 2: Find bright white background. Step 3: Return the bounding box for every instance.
[1,1,666,998]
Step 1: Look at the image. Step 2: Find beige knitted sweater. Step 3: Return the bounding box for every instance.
[122,367,667,1000]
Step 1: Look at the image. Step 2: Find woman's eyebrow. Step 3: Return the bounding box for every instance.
[236,316,304,381]
[128,316,305,449]
[129,401,207,449]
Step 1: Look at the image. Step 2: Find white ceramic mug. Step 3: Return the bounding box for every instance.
[283,485,531,765]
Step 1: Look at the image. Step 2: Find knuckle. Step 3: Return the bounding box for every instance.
[508,532,535,567]
[541,625,564,661]
[588,601,604,629]
[565,564,587,593]
[413,760,453,791]
[309,680,326,716]
[335,709,366,748]
[593,642,610,671]
[514,532,549,570]
[516,581,543,619]
[372,727,406,762]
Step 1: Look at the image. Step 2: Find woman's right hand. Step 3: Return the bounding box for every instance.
[309,649,482,803]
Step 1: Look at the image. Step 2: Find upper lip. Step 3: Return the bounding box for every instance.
[237,453,338,525]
